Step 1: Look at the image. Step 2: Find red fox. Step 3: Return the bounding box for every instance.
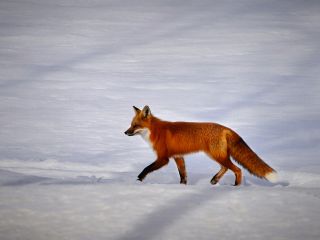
[125,105,277,185]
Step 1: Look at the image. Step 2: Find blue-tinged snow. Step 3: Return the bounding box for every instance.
[0,0,320,239]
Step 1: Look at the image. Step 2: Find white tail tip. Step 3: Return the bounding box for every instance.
[265,171,278,183]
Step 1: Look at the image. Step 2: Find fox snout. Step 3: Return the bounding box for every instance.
[124,128,134,136]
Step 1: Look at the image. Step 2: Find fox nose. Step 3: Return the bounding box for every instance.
[124,130,131,135]
[125,129,134,136]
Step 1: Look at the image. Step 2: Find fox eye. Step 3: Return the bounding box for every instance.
[133,124,141,128]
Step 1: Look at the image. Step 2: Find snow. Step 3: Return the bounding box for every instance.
[0,0,320,239]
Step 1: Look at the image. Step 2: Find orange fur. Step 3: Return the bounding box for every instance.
[125,106,276,185]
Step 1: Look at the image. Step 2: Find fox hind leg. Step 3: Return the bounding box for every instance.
[174,157,187,184]
[207,153,242,186]
[210,165,228,185]
[221,157,242,186]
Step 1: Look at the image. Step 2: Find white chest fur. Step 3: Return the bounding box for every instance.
[139,128,153,149]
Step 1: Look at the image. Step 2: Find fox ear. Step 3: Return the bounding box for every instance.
[142,105,151,118]
[133,106,141,114]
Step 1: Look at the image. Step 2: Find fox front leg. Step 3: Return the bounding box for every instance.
[174,157,187,184]
[137,158,169,181]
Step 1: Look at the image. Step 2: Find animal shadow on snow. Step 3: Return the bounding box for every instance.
[0,169,109,186]
[242,174,289,187]
[0,169,50,186]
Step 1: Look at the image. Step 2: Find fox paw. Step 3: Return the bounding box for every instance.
[137,174,145,182]
[210,178,218,185]
[180,179,187,184]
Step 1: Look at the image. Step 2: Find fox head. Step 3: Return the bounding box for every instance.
[124,105,152,136]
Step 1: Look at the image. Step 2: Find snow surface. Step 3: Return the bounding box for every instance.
[0,0,320,239]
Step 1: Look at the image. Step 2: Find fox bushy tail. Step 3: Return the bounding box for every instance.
[228,137,277,181]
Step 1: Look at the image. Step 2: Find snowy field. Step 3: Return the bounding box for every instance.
[0,0,320,239]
